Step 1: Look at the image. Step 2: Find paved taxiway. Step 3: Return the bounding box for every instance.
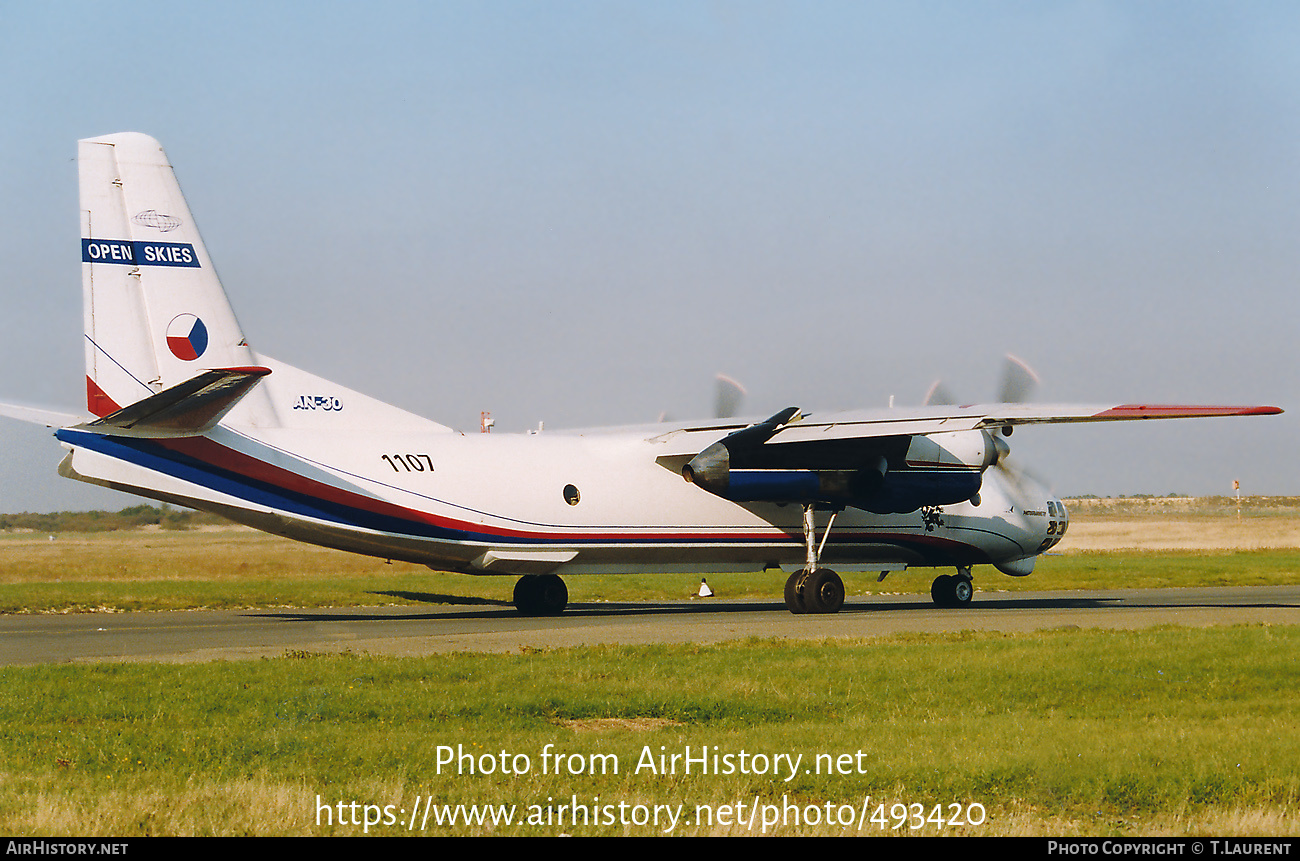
[1,585,1296,665]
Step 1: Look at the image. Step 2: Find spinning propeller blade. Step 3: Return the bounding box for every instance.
[925,355,1049,504]
[926,354,1040,407]
[998,354,1040,405]
[658,373,747,422]
[713,374,746,419]
[923,380,957,407]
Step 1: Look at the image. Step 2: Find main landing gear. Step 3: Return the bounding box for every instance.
[513,573,568,616]
[930,566,974,608]
[784,503,846,615]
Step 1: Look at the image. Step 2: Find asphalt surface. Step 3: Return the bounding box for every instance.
[1,585,1297,665]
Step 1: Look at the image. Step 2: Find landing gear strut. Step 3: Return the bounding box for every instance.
[930,566,973,608]
[783,503,845,615]
[513,573,568,616]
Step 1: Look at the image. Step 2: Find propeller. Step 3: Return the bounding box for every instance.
[993,442,1049,500]
[923,380,957,407]
[713,374,746,419]
[925,354,1040,407]
[924,355,1049,502]
[997,354,1040,405]
[659,373,747,422]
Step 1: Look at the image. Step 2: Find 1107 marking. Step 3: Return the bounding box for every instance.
[381,454,434,473]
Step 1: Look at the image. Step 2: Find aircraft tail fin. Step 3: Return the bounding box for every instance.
[79,133,258,419]
[78,133,453,434]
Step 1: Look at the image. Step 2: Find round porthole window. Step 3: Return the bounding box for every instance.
[563,484,580,506]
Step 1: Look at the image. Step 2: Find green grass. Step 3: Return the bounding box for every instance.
[1019,549,1300,590]
[0,626,1296,835]
[2,524,1297,835]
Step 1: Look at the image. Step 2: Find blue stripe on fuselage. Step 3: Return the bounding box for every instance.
[55,428,472,542]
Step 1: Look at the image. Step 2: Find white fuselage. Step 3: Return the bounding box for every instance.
[57,419,1065,579]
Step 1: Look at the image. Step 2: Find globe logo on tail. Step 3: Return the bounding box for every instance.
[166,314,208,361]
[132,210,183,232]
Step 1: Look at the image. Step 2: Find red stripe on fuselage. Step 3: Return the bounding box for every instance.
[156,435,463,533]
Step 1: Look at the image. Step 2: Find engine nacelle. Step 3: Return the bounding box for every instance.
[684,439,888,501]
[903,430,1005,471]
[683,428,1002,513]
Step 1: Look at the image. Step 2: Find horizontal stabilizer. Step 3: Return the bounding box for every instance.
[0,402,84,428]
[89,367,271,434]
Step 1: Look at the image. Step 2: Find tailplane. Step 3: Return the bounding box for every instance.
[89,366,271,434]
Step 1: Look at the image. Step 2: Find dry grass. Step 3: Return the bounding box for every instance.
[0,529,422,584]
[558,718,684,733]
[1060,497,1300,552]
[11,776,1298,836]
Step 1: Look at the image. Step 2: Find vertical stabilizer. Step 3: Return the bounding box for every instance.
[80,133,256,417]
[77,132,452,434]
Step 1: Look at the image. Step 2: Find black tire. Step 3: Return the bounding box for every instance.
[513,575,541,615]
[803,569,844,614]
[784,570,807,614]
[952,575,973,606]
[931,574,954,607]
[536,574,568,616]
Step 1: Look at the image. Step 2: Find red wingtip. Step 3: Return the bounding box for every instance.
[1095,404,1283,419]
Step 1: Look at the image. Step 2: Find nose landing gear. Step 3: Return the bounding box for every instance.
[930,567,974,607]
[513,573,568,616]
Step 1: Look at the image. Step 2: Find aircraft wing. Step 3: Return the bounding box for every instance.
[645,402,1282,456]
[646,401,1280,514]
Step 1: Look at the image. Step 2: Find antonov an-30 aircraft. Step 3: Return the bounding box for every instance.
[0,133,1283,616]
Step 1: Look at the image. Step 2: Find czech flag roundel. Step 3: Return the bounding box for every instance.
[166,314,208,361]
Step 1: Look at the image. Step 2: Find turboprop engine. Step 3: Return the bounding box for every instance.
[682,411,1007,514]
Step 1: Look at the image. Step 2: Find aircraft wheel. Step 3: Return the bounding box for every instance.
[513,574,568,615]
[535,573,568,616]
[784,570,807,614]
[930,574,954,607]
[802,569,844,614]
[513,575,542,615]
[951,575,974,606]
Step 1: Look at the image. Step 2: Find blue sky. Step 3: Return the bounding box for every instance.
[1,2,1297,511]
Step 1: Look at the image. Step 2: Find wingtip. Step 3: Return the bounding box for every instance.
[1096,404,1284,419]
